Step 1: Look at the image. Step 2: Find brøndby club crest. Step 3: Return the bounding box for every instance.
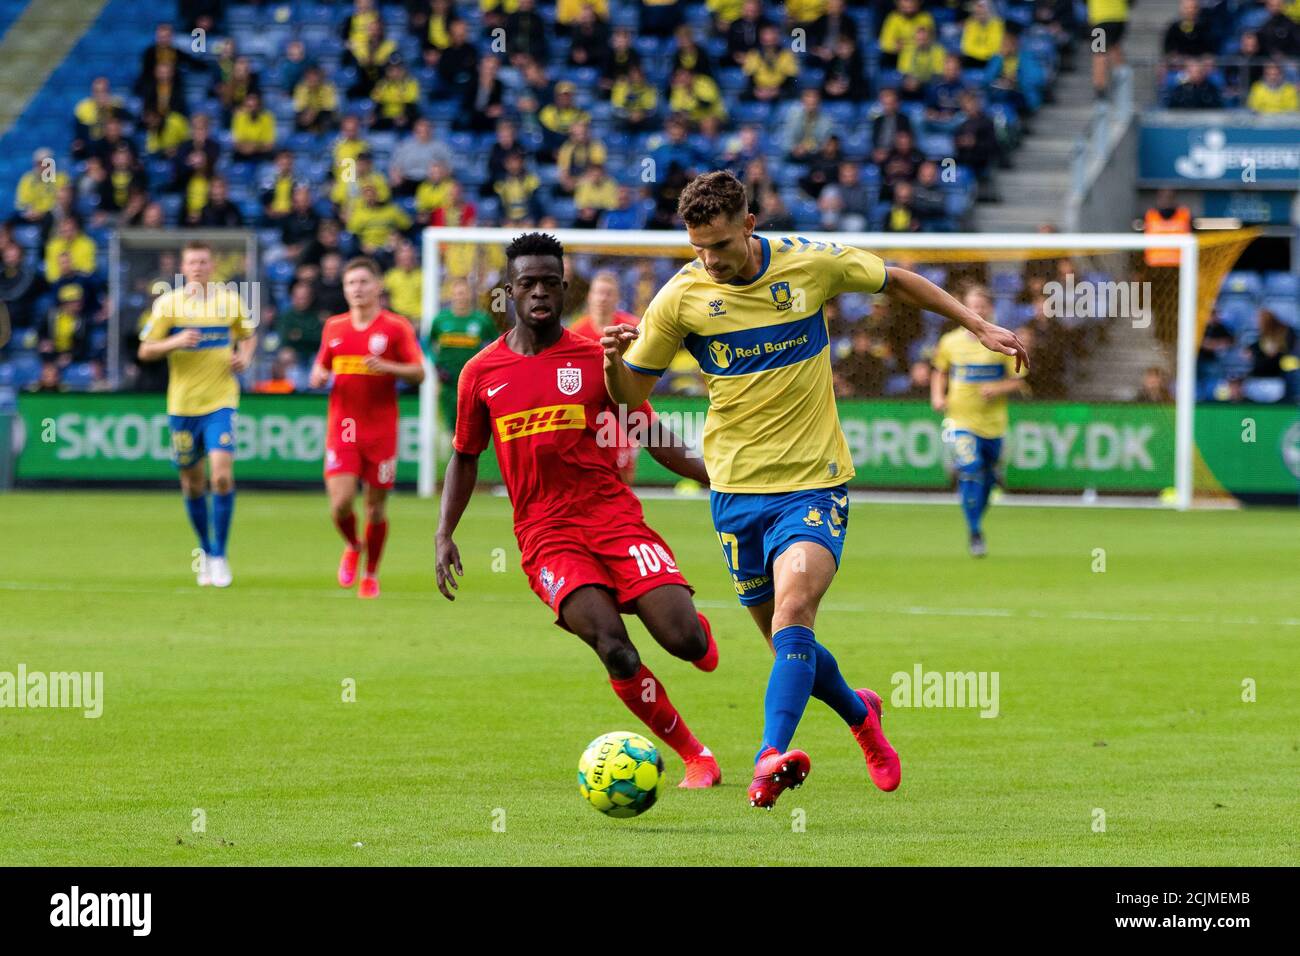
[557,365,582,395]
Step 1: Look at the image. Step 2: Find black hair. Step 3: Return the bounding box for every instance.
[505,232,565,272]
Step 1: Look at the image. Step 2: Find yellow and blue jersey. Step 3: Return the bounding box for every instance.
[142,286,254,416]
[624,235,887,494]
[932,328,1025,439]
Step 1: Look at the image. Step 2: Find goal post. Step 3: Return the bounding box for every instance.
[420,227,1256,509]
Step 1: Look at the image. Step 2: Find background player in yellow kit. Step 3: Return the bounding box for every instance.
[138,241,255,587]
[931,285,1029,557]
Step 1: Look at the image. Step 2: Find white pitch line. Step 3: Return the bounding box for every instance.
[0,581,1294,629]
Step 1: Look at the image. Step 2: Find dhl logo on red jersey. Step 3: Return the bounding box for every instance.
[494,404,586,442]
[332,355,383,375]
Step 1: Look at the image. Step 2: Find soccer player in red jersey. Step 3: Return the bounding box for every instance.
[435,233,723,788]
[309,257,425,598]
[569,270,642,483]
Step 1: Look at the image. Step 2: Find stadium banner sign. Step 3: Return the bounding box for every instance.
[13,394,1296,498]
[1137,115,1300,189]
[1201,190,1297,225]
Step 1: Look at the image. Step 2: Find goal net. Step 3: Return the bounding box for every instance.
[419,228,1257,509]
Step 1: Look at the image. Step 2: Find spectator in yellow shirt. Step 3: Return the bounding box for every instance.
[293,65,338,133]
[557,0,608,25]
[72,76,129,161]
[539,81,591,155]
[878,0,935,70]
[556,121,608,195]
[383,241,424,320]
[707,0,744,29]
[611,65,660,132]
[744,24,799,101]
[331,150,391,213]
[370,57,420,131]
[900,25,947,96]
[961,0,1005,68]
[44,217,97,281]
[1248,63,1300,113]
[332,114,370,180]
[415,161,456,218]
[346,183,413,255]
[231,92,276,163]
[667,68,728,124]
[15,148,70,229]
[573,162,619,227]
[143,107,191,157]
[787,0,827,23]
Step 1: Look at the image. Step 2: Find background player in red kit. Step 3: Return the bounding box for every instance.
[309,257,425,598]
[435,233,722,788]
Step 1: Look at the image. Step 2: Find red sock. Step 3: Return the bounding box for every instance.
[609,663,703,761]
[364,520,388,575]
[335,512,360,550]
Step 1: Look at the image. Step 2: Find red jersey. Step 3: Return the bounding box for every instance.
[454,329,652,549]
[316,309,421,443]
[568,310,639,342]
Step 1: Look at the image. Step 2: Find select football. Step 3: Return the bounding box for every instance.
[577,732,665,818]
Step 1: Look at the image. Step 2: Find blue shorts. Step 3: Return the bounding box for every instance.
[168,408,236,469]
[951,430,1003,479]
[710,483,850,606]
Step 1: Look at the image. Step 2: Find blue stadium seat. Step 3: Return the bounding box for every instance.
[1263,272,1298,298]
[1222,271,1262,298]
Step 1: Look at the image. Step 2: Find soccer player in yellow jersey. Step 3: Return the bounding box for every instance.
[931,286,1028,557]
[603,170,1028,807]
[138,241,256,588]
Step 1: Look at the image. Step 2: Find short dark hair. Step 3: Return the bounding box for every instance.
[505,232,565,271]
[677,170,748,228]
[342,256,382,278]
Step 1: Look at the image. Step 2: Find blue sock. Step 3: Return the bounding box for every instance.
[978,469,996,513]
[184,494,211,554]
[811,641,868,727]
[757,625,817,761]
[959,476,983,535]
[211,490,235,558]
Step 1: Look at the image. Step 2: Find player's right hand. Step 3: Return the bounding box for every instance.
[172,329,201,350]
[435,535,463,601]
[931,397,947,414]
[599,324,639,364]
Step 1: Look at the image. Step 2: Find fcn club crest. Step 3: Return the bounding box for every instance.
[557,365,582,395]
[769,281,793,311]
[368,332,388,354]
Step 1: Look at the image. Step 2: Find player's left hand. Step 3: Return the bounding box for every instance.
[435,535,463,601]
[230,352,250,373]
[599,324,639,364]
[363,355,390,374]
[977,322,1030,372]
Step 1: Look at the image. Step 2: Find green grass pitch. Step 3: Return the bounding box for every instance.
[1,490,1297,866]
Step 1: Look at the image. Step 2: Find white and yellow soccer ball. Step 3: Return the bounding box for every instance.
[577,731,665,818]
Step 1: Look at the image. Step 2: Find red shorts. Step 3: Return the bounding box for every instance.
[520,520,691,626]
[325,437,397,489]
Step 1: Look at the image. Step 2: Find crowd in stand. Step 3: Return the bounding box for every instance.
[4,1,1293,412]
[1162,0,1300,110]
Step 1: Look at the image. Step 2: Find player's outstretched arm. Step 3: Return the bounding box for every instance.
[601,324,656,409]
[435,450,479,601]
[642,412,709,485]
[884,267,1030,371]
